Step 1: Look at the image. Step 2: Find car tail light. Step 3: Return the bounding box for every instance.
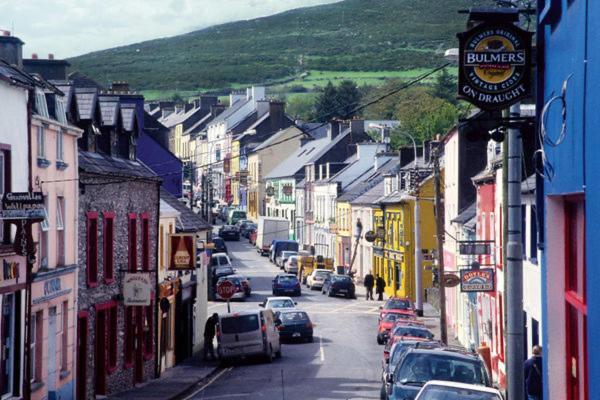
[277,325,284,331]
[261,324,267,333]
[383,350,390,359]
[306,322,313,328]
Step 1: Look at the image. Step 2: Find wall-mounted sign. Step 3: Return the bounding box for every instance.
[459,241,492,255]
[443,274,461,288]
[460,268,495,292]
[282,184,293,197]
[457,22,532,110]
[123,273,152,306]
[266,186,275,197]
[0,192,45,220]
[168,234,197,270]
[364,231,377,243]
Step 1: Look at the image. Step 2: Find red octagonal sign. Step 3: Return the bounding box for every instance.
[217,280,236,300]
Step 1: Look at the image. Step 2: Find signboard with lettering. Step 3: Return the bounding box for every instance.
[0,192,45,220]
[457,22,532,110]
[459,241,492,255]
[460,268,495,292]
[168,234,197,270]
[123,273,152,306]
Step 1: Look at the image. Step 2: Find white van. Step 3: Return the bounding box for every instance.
[217,309,282,363]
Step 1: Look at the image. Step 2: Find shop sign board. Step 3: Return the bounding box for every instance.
[123,273,152,306]
[460,268,495,292]
[457,22,533,110]
[0,192,45,220]
[168,234,197,270]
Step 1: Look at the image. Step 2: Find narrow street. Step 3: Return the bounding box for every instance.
[181,238,384,400]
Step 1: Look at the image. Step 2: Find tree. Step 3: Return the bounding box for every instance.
[335,80,362,119]
[314,81,339,121]
[286,94,317,121]
[433,68,457,105]
[171,92,184,103]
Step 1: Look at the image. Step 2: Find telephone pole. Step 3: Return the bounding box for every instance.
[432,143,447,345]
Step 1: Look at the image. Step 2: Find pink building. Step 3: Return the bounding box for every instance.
[29,81,82,400]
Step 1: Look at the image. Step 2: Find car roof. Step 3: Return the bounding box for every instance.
[313,269,331,272]
[420,380,502,394]
[219,309,267,318]
[276,274,297,278]
[267,296,295,301]
[212,252,229,258]
[384,309,416,315]
[405,347,482,361]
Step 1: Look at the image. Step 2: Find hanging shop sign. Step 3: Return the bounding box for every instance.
[282,184,293,197]
[460,268,495,292]
[458,241,492,255]
[123,273,152,306]
[364,231,377,243]
[168,234,197,271]
[457,22,533,110]
[443,273,461,288]
[266,186,275,197]
[0,192,45,220]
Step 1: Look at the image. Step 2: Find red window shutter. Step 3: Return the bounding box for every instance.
[128,213,137,272]
[141,213,150,272]
[124,306,134,367]
[144,303,153,359]
[108,305,117,371]
[86,212,99,287]
[103,212,115,283]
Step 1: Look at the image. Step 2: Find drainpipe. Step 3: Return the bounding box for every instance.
[154,182,161,379]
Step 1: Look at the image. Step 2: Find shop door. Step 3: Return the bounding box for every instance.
[134,308,143,383]
[47,307,57,400]
[0,294,14,399]
[76,313,88,400]
[95,309,107,395]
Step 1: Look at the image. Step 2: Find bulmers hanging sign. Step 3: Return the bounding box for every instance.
[457,22,532,110]
[168,234,197,271]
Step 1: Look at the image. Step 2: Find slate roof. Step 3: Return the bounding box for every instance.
[99,96,120,127]
[208,98,250,126]
[184,112,213,135]
[380,191,405,204]
[338,158,398,202]
[350,180,386,206]
[253,126,298,152]
[160,188,211,232]
[451,202,477,225]
[143,111,171,150]
[74,87,98,120]
[264,134,331,180]
[79,151,158,179]
[0,59,39,88]
[120,103,137,132]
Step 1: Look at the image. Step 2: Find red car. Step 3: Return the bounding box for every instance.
[377,310,418,345]
[379,297,414,321]
[384,323,434,353]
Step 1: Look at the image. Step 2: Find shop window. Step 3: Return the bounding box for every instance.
[144,304,153,359]
[61,301,68,372]
[141,213,150,271]
[86,212,99,287]
[124,307,134,367]
[103,212,115,283]
[31,310,43,384]
[128,213,137,272]
[394,262,401,291]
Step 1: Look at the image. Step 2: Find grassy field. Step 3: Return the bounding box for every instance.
[140,67,457,101]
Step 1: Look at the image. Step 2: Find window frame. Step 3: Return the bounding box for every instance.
[128,213,138,272]
[86,212,99,287]
[144,303,153,360]
[141,213,150,272]
[61,300,69,373]
[103,212,115,283]
[56,128,64,162]
[37,125,46,159]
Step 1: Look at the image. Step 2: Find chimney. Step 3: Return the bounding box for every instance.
[31,53,38,59]
[0,31,24,68]
[161,107,174,119]
[256,100,269,117]
[349,119,365,135]
[269,101,285,129]
[210,104,226,117]
[23,52,71,80]
[230,91,245,105]
[327,120,341,140]
[48,53,54,60]
[110,81,130,93]
[184,103,193,112]
[198,95,218,112]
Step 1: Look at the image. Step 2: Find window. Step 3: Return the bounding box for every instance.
[61,301,69,372]
[37,126,46,159]
[55,98,67,125]
[103,212,115,282]
[31,310,43,383]
[124,307,134,367]
[144,304,153,359]
[215,144,221,162]
[86,212,99,287]
[141,213,150,271]
[128,214,137,272]
[35,91,49,118]
[56,197,65,266]
[56,129,64,161]
[39,199,50,269]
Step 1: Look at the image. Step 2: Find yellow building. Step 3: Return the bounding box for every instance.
[335,201,352,267]
[230,140,241,206]
[378,174,437,300]
[372,208,386,278]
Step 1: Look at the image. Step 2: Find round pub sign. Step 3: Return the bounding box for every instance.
[457,22,532,110]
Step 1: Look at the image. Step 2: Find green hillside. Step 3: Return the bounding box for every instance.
[68,0,490,92]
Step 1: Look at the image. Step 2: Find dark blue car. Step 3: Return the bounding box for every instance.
[275,310,314,342]
[321,274,356,298]
[272,274,301,296]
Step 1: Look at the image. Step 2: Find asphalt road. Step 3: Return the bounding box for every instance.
[183,237,385,400]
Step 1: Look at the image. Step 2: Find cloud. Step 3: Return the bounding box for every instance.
[0,0,339,58]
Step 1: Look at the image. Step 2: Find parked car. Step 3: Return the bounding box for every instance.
[381,340,441,399]
[219,225,240,241]
[260,296,297,310]
[270,240,299,264]
[386,347,492,400]
[218,205,232,222]
[211,237,228,254]
[377,310,419,344]
[241,222,257,238]
[216,309,281,363]
[228,209,247,225]
[414,381,503,400]
[284,255,300,274]
[306,269,332,290]
[321,274,356,298]
[384,324,434,346]
[379,297,414,321]
[276,250,298,269]
[272,274,301,296]
[215,275,250,300]
[275,310,314,343]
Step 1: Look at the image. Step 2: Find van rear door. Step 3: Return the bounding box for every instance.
[219,314,264,355]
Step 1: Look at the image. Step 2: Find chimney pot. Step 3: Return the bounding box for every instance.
[31,53,38,59]
[48,53,54,60]
[2,30,9,37]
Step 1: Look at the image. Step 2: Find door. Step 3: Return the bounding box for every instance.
[0,294,14,399]
[95,309,106,395]
[76,313,88,400]
[47,307,57,400]
[134,308,144,383]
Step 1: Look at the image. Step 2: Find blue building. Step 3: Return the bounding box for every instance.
[539,1,596,399]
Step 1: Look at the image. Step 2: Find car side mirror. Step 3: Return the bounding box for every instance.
[294,302,298,305]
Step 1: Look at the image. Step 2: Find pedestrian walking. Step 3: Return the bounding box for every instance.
[376,275,386,301]
[524,345,543,400]
[203,313,219,360]
[364,271,374,300]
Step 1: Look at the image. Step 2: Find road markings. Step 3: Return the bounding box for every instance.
[180,367,233,400]
[319,335,325,362]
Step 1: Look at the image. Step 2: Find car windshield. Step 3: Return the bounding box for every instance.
[269,299,295,308]
[392,326,433,339]
[315,271,330,278]
[216,266,233,275]
[383,313,405,322]
[278,276,298,284]
[281,251,296,258]
[395,353,488,387]
[211,256,228,266]
[280,311,309,323]
[417,385,501,400]
[232,211,246,218]
[220,314,259,334]
[333,275,351,282]
[218,277,240,285]
[385,299,411,310]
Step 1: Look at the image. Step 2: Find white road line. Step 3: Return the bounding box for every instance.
[319,335,325,362]
[180,367,233,400]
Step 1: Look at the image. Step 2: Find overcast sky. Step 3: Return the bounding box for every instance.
[1,0,340,58]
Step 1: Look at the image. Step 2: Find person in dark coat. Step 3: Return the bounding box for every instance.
[364,271,375,300]
[524,345,543,400]
[203,313,219,360]
[375,276,386,301]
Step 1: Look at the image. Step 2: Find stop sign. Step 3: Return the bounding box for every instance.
[217,280,236,300]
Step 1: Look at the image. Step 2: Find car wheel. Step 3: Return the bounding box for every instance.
[308,335,314,343]
[380,384,387,400]
[275,348,282,359]
[327,289,334,297]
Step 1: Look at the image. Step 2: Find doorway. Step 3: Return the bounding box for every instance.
[76,312,88,400]
[0,294,15,399]
[95,309,107,395]
[47,307,57,400]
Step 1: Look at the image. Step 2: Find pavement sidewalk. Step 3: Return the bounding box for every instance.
[108,354,219,400]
